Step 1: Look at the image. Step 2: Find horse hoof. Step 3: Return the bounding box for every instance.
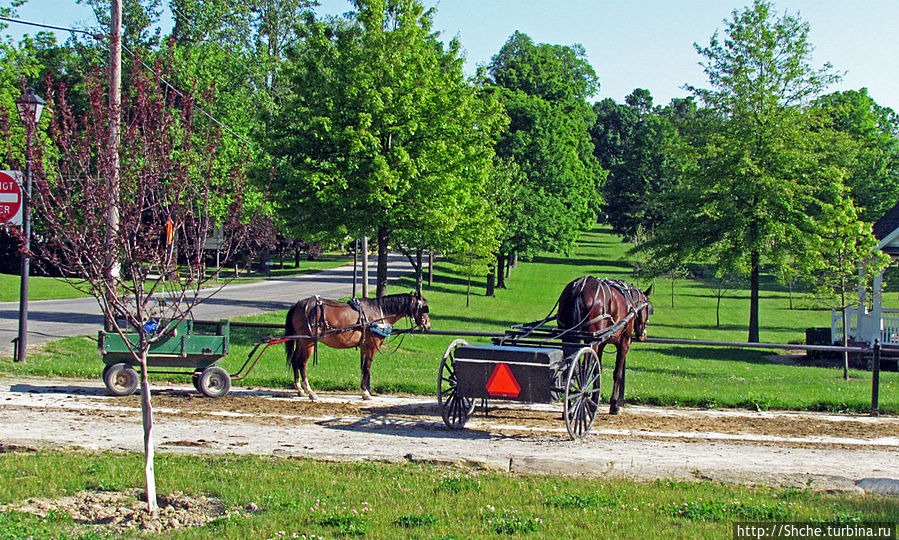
[609,406,620,415]
[308,393,318,402]
[361,391,372,401]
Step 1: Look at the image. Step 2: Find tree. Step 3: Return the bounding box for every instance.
[268,0,503,297]
[7,62,252,517]
[797,200,889,378]
[485,32,604,277]
[813,89,899,221]
[592,90,690,238]
[637,0,865,342]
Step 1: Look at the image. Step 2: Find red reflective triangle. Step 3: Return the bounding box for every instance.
[486,363,521,398]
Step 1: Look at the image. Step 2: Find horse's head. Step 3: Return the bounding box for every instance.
[633,284,653,341]
[409,291,430,331]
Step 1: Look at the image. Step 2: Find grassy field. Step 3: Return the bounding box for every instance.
[1,226,895,414]
[0,450,895,539]
[0,255,353,303]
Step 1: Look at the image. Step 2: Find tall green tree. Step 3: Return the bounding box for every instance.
[813,89,899,221]
[485,32,604,278]
[637,0,867,342]
[268,0,503,296]
[592,90,690,238]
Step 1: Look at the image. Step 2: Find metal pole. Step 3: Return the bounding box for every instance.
[352,239,358,299]
[871,339,881,416]
[361,236,369,298]
[15,130,31,362]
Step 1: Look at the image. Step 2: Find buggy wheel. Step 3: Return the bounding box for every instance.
[564,347,601,439]
[197,366,231,398]
[103,363,139,396]
[192,370,203,393]
[437,339,475,429]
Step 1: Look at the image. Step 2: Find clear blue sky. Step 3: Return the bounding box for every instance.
[9,0,899,111]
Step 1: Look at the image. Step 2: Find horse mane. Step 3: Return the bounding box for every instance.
[359,293,413,317]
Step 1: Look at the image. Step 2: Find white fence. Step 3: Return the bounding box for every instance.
[832,307,899,345]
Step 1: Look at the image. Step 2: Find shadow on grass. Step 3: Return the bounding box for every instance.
[648,322,807,334]
[530,255,634,271]
[638,346,779,365]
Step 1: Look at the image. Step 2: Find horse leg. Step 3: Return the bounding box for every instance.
[290,341,307,398]
[294,342,317,401]
[609,343,629,415]
[360,344,375,400]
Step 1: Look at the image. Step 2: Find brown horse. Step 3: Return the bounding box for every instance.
[285,292,430,401]
[556,276,652,414]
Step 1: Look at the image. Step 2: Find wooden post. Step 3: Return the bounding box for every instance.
[871,339,881,416]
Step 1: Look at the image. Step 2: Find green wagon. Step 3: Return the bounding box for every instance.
[98,319,231,398]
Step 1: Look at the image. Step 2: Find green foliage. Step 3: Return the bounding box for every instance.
[269,0,503,252]
[813,88,899,220]
[592,92,702,239]
[486,31,604,258]
[668,500,792,522]
[639,0,871,341]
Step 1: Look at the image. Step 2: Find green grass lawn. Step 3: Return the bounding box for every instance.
[0,450,895,539]
[0,254,353,303]
[1,226,895,414]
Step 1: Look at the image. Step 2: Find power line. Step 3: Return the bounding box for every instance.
[0,16,99,38]
[0,15,260,151]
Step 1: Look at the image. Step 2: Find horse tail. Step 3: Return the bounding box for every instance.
[285,302,297,368]
[558,276,594,330]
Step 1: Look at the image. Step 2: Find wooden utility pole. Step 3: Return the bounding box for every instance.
[108,0,121,283]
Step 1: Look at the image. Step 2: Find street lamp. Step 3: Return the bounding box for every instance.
[14,87,45,363]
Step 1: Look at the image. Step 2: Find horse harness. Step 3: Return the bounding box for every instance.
[573,277,647,329]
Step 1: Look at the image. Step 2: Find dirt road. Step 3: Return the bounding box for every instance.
[3,376,898,494]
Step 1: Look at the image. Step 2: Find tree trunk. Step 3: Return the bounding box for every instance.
[716,289,722,328]
[376,226,389,298]
[496,253,507,289]
[670,278,675,308]
[486,265,495,297]
[466,256,472,307]
[749,249,760,342]
[138,345,158,518]
[428,249,434,286]
[415,248,423,295]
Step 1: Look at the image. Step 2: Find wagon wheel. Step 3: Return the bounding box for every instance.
[191,370,203,393]
[197,366,231,398]
[103,362,139,396]
[563,347,601,440]
[437,339,476,429]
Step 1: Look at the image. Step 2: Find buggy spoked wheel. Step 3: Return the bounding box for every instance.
[438,339,476,429]
[197,366,231,398]
[564,347,601,439]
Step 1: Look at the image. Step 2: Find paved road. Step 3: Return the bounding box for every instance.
[0,254,413,356]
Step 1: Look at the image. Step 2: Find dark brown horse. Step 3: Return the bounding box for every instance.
[285,292,430,400]
[557,276,652,414]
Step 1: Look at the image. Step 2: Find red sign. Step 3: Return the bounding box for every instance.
[0,171,23,226]
[486,363,521,398]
